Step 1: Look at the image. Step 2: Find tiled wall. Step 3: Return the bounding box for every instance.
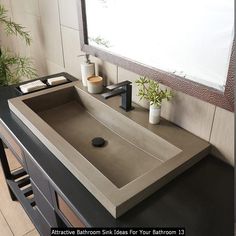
[0,0,234,165]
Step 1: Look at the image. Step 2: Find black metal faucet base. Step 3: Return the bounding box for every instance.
[101,80,134,112]
[119,106,134,112]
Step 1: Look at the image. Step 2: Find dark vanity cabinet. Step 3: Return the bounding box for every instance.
[0,120,86,235]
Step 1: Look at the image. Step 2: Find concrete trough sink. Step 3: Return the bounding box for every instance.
[8,80,210,218]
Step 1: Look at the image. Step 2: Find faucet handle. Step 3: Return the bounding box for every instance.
[106,80,132,90]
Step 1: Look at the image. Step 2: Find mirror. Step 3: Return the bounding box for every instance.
[78,0,234,111]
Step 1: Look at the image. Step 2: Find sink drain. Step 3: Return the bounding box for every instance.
[91,137,106,147]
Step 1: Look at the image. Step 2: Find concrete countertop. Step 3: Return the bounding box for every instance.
[0,73,233,235]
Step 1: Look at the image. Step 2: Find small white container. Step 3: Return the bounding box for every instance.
[87,76,104,94]
[79,54,95,87]
[149,104,161,124]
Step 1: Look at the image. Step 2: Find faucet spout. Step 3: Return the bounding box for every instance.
[101,88,125,99]
[101,80,134,111]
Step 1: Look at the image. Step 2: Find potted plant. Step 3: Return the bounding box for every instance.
[0,4,36,86]
[136,76,173,124]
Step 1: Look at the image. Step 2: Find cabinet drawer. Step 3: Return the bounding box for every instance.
[0,121,26,169]
[31,180,57,227]
[25,152,52,204]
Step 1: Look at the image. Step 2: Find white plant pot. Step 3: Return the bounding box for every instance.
[149,104,161,124]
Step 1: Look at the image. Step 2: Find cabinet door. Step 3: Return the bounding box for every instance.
[24,152,53,204]
[31,180,58,227]
[50,186,86,227]
[0,121,27,170]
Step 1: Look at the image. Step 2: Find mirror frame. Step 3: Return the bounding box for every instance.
[78,0,234,112]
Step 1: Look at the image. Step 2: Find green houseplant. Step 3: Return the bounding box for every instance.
[0,4,36,86]
[136,76,173,124]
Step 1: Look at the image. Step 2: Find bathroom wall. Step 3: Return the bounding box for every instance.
[0,0,234,165]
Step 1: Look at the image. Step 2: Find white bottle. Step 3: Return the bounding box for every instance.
[80,54,95,87]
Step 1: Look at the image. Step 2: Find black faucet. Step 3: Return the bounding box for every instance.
[101,80,133,111]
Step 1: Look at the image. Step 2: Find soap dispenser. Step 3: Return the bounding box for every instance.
[79,54,95,87]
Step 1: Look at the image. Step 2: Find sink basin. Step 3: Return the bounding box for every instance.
[8,79,210,218]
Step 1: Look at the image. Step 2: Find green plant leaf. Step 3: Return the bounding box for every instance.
[0,4,31,45]
[0,48,37,86]
[0,4,37,86]
[135,76,173,106]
